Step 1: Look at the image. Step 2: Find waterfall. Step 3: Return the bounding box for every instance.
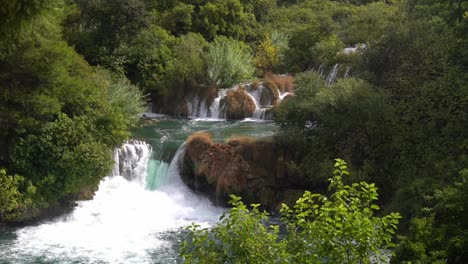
[5,139,222,264]
[186,83,288,120]
[246,84,278,121]
[280,92,293,100]
[344,66,350,78]
[209,88,229,118]
[326,64,340,85]
[111,140,152,183]
[244,89,264,119]
[187,96,208,118]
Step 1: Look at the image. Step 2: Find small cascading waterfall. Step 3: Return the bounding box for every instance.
[280,92,293,100]
[326,64,340,85]
[146,154,169,190]
[209,88,229,118]
[246,84,283,120]
[317,63,352,85]
[111,139,152,183]
[187,95,208,118]
[344,66,351,78]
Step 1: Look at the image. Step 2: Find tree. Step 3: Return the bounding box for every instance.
[193,0,255,40]
[1,0,146,223]
[254,33,280,75]
[64,0,150,64]
[164,33,209,99]
[181,159,401,263]
[392,169,468,264]
[276,73,394,196]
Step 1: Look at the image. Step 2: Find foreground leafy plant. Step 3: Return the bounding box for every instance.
[181,159,401,263]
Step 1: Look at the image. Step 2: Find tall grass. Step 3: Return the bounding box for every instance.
[205,37,255,88]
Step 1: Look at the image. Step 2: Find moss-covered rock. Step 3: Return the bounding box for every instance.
[220,87,256,119]
[182,133,303,209]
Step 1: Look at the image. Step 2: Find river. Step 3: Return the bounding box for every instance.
[0,117,278,264]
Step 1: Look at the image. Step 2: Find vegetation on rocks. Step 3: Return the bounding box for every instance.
[220,87,257,119]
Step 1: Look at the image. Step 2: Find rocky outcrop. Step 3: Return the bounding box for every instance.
[220,87,256,119]
[182,132,304,209]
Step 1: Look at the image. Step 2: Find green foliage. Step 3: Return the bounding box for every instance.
[0,0,64,48]
[193,0,256,40]
[182,196,286,263]
[205,37,255,87]
[240,0,277,22]
[181,159,400,263]
[254,33,280,74]
[91,68,147,144]
[159,3,195,36]
[164,33,209,98]
[342,2,398,45]
[276,72,393,192]
[116,25,176,95]
[64,0,149,64]
[393,169,468,263]
[0,169,36,222]
[0,0,146,222]
[281,159,400,263]
[11,114,113,201]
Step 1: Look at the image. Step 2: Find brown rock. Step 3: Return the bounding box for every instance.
[182,132,303,209]
[220,87,256,119]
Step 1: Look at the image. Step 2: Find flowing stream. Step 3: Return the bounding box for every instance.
[0,118,278,264]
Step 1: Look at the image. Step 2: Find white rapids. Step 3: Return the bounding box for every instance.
[5,141,223,264]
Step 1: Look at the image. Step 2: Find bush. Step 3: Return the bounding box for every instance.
[0,169,36,222]
[181,159,401,264]
[276,72,393,193]
[205,36,255,87]
[392,169,468,264]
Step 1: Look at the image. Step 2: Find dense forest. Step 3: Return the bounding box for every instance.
[1,0,467,263]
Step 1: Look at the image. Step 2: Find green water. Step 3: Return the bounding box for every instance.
[133,118,278,190]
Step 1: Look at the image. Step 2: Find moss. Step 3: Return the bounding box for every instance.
[264,73,295,93]
[221,87,256,119]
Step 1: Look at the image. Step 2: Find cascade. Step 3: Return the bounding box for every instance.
[187,95,208,118]
[326,64,340,85]
[1,139,222,264]
[245,84,270,120]
[280,92,293,100]
[185,82,293,120]
[111,139,152,183]
[344,66,350,78]
[209,88,229,118]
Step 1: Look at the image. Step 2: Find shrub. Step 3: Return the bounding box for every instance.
[181,159,401,264]
[205,36,255,87]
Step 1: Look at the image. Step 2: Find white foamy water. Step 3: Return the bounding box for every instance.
[4,142,223,264]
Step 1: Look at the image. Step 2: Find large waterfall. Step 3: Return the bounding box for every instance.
[1,139,223,263]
